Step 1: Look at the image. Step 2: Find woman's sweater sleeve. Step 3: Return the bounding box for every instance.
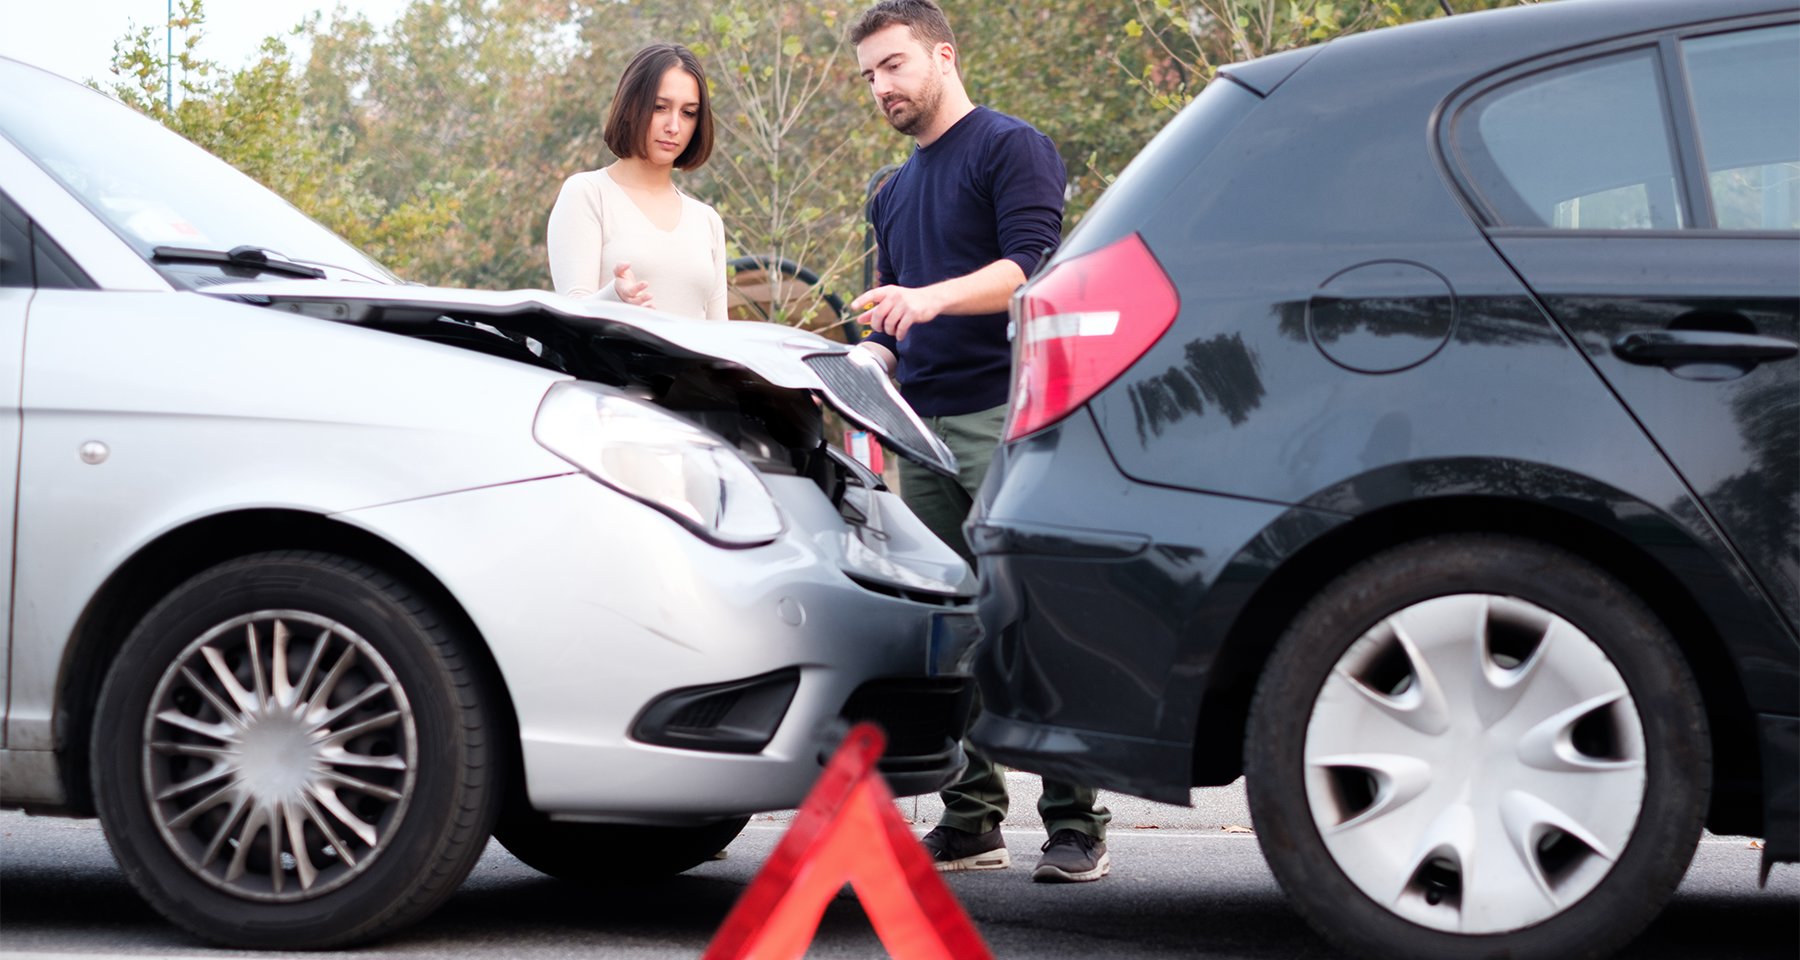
[546,174,617,301]
[705,207,728,321]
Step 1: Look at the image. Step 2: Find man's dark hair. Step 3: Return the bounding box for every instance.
[849,0,956,53]
[604,43,714,171]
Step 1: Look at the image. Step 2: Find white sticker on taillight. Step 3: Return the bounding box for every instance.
[1021,310,1121,344]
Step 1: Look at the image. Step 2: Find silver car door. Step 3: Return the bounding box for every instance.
[0,194,28,743]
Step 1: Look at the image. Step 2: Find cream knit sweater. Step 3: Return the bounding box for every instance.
[546,167,728,320]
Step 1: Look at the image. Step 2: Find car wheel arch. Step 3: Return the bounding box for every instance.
[49,507,521,818]
[1190,492,1764,836]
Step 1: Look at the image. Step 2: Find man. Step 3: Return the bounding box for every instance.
[849,0,1112,884]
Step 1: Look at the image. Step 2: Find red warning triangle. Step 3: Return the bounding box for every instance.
[701,722,994,960]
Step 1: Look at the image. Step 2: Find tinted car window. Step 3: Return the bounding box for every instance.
[32,222,93,290]
[1456,49,1684,230]
[0,192,27,288]
[0,190,94,290]
[1684,24,1800,231]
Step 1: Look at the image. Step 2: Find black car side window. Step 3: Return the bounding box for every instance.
[1682,24,1800,232]
[1453,49,1684,230]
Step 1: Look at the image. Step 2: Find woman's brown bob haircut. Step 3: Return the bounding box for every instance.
[604,44,714,170]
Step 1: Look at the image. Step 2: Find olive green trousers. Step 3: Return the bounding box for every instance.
[898,404,1111,840]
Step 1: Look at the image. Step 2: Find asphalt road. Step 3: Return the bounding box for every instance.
[1,810,1794,959]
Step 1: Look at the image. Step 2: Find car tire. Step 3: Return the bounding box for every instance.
[90,551,499,948]
[495,810,749,883]
[1244,534,1709,960]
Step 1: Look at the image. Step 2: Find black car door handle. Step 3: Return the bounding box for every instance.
[1611,330,1799,365]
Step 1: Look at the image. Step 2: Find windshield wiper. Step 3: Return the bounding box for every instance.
[152,244,326,279]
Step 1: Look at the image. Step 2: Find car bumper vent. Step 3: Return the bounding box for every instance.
[631,668,800,754]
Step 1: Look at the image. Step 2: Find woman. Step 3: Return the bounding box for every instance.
[547,44,728,320]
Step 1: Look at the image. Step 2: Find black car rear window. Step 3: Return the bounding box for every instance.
[1682,24,1800,230]
[1452,48,1686,230]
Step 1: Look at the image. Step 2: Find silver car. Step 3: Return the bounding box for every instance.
[0,57,980,947]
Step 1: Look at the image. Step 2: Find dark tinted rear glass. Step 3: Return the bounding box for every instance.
[1453,49,1685,230]
[1684,24,1800,230]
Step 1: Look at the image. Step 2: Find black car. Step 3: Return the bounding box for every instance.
[967,1,1796,957]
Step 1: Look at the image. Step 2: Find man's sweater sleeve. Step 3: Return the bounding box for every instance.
[989,126,1067,280]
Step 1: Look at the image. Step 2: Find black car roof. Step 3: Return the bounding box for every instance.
[1224,0,1793,93]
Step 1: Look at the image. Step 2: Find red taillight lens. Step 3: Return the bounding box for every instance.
[1004,233,1178,441]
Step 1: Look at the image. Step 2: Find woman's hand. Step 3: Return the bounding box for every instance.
[615,262,655,310]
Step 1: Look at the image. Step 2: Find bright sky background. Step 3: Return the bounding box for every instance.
[0,0,414,86]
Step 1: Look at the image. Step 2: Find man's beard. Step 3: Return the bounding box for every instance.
[884,75,943,137]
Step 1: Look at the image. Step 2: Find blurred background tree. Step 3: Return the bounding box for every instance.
[1121,0,1536,111]
[101,0,1539,301]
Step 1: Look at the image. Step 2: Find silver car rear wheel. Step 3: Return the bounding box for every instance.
[145,611,418,901]
[1303,594,1645,934]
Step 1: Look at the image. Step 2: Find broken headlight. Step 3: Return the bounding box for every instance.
[533,381,784,547]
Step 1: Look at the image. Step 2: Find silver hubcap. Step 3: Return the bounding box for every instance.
[143,611,417,901]
[1303,594,1645,934]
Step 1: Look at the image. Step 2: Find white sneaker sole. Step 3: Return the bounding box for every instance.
[1031,850,1110,883]
[932,848,1012,872]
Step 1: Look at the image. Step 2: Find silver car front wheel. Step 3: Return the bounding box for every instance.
[94,552,498,948]
[144,610,418,901]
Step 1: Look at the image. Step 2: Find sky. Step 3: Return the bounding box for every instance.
[0,0,414,86]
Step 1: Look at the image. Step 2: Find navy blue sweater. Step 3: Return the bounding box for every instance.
[864,107,1065,417]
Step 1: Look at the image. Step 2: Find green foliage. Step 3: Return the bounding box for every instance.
[100,0,458,275]
[102,0,1543,306]
[1120,0,1541,113]
[682,0,897,325]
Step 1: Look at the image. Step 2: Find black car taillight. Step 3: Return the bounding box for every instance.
[1005,233,1179,441]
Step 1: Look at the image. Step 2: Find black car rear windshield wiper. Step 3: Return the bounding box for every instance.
[152,244,326,279]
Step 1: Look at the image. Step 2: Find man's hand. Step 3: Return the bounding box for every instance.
[851,260,1028,339]
[851,284,945,341]
[614,261,655,310]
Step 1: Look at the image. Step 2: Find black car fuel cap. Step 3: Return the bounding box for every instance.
[1307,260,1457,374]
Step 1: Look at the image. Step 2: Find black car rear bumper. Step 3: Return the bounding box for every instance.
[970,712,1194,805]
[965,411,1327,801]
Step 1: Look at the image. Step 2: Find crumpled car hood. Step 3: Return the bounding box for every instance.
[200,280,958,476]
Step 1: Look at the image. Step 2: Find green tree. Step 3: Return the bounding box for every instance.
[1122,0,1543,112]
[103,0,457,276]
[99,0,1536,305]
[686,0,897,324]
[298,0,588,286]
[957,1,1164,222]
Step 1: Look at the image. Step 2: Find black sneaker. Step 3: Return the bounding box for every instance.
[919,824,1010,872]
[1032,829,1110,883]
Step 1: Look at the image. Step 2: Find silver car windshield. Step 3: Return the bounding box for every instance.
[0,57,396,285]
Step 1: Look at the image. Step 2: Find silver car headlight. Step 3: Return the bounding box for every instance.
[533,382,784,547]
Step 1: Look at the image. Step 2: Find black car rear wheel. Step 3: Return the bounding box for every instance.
[91,552,499,948]
[495,810,749,883]
[1245,535,1709,960]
